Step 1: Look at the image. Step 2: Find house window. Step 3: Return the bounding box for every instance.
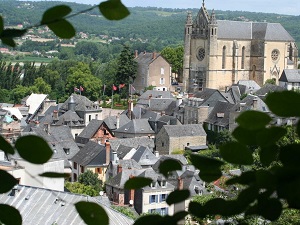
[160,194,167,202]
[80,166,84,173]
[96,168,102,174]
[160,78,165,85]
[95,114,98,120]
[161,68,164,75]
[161,180,166,188]
[149,209,156,213]
[222,46,226,69]
[150,181,156,188]
[89,115,92,121]
[149,195,157,203]
[73,173,77,181]
[241,46,245,69]
[160,207,168,216]
[73,162,77,170]
[162,142,164,147]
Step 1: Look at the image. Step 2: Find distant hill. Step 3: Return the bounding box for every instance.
[1,1,300,50]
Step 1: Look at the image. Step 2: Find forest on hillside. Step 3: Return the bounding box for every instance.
[1,1,300,49]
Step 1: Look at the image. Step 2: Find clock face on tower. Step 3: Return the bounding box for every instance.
[197,48,205,61]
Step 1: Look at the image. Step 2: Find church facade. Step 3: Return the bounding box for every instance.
[183,2,298,92]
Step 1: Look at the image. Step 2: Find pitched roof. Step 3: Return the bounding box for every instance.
[116,145,135,159]
[77,119,105,139]
[136,98,176,114]
[59,94,99,112]
[110,137,155,151]
[254,84,285,96]
[104,114,131,130]
[217,20,294,41]
[71,141,106,166]
[152,155,188,172]
[139,90,174,100]
[55,110,84,126]
[0,185,134,225]
[25,93,48,115]
[162,124,207,137]
[122,107,161,120]
[131,146,158,166]
[114,119,155,135]
[205,101,235,127]
[279,69,300,82]
[106,169,144,188]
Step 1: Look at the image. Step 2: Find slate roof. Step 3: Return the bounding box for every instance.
[122,107,161,120]
[254,84,285,96]
[135,52,161,65]
[152,155,188,172]
[71,141,106,166]
[104,114,131,130]
[55,110,84,126]
[110,137,155,151]
[136,98,176,115]
[237,80,261,91]
[131,146,158,166]
[139,90,174,100]
[217,20,294,41]
[0,185,134,225]
[29,126,80,167]
[106,169,144,188]
[162,124,207,137]
[116,145,135,159]
[231,95,269,113]
[279,69,300,82]
[114,119,155,135]
[205,101,235,127]
[76,119,107,139]
[193,88,218,99]
[59,94,99,112]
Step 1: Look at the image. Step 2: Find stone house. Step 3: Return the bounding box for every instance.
[133,51,172,93]
[279,69,300,90]
[155,124,207,155]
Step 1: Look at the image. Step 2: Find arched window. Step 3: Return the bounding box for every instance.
[222,46,226,69]
[241,46,245,69]
[211,28,214,36]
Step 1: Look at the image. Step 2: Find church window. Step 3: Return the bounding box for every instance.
[161,68,164,75]
[197,48,205,61]
[160,78,165,85]
[271,49,280,62]
[222,46,226,69]
[211,28,214,36]
[215,28,217,35]
[289,43,293,61]
[241,46,245,69]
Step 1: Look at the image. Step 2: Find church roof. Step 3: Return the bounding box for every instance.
[217,20,294,41]
[279,69,300,82]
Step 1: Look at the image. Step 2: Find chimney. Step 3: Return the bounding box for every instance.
[135,50,138,58]
[68,95,76,111]
[129,175,135,205]
[112,150,117,163]
[154,150,159,157]
[176,96,183,107]
[53,110,58,119]
[105,140,111,165]
[116,113,120,129]
[177,177,183,190]
[253,97,258,110]
[117,164,122,173]
[128,100,133,120]
[239,102,246,112]
[152,51,156,59]
[44,123,50,134]
[148,94,152,108]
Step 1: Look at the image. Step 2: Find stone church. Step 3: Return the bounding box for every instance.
[183,1,298,92]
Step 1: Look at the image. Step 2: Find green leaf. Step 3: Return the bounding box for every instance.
[0,204,22,225]
[39,172,70,178]
[188,201,206,218]
[0,170,18,193]
[0,135,14,154]
[265,91,300,117]
[124,177,152,190]
[279,144,300,167]
[0,29,27,38]
[189,154,223,182]
[0,16,3,34]
[226,171,256,185]
[47,19,75,39]
[236,185,258,209]
[256,127,286,147]
[236,111,271,130]
[15,135,53,164]
[134,214,163,225]
[158,159,182,177]
[277,178,300,209]
[1,38,16,47]
[166,190,190,205]
[257,197,282,221]
[99,0,130,20]
[41,5,72,24]
[220,142,253,165]
[75,201,109,225]
[232,126,258,145]
[259,145,279,167]
[255,170,277,189]
[204,198,241,216]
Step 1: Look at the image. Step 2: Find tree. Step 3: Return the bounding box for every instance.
[265,78,276,85]
[65,62,102,101]
[115,45,137,86]
[78,170,103,193]
[161,45,184,79]
[11,85,32,104]
[65,182,99,197]
[32,77,52,94]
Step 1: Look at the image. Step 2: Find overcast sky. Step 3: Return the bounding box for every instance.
[61,0,300,16]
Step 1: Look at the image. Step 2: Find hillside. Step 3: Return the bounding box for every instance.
[0,1,300,50]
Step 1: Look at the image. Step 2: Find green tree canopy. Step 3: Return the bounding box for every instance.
[66,62,102,101]
[161,45,184,78]
[78,170,103,192]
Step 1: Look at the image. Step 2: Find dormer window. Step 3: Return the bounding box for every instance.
[150,181,156,188]
[194,186,203,195]
[63,148,70,155]
[161,180,166,188]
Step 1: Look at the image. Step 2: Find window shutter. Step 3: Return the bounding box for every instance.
[149,195,151,203]
[159,194,162,202]
[156,195,158,203]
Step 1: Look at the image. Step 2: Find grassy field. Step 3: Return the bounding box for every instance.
[12,56,54,63]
